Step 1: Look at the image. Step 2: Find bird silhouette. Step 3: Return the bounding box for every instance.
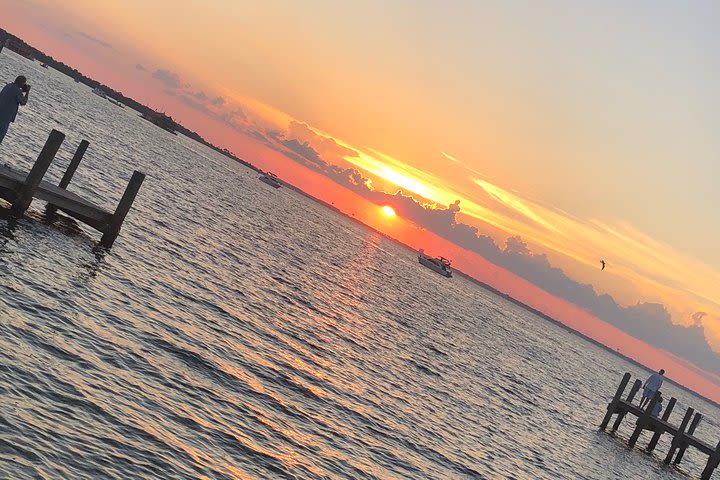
[600,260,606,271]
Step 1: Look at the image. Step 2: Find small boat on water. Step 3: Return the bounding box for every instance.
[107,97,125,108]
[418,249,452,277]
[40,63,49,69]
[259,172,282,188]
[92,87,107,98]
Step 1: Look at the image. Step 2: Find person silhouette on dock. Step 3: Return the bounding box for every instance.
[651,393,663,417]
[0,75,30,145]
[639,369,665,409]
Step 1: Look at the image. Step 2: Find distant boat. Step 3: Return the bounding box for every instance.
[259,172,282,188]
[92,87,107,98]
[418,249,452,277]
[107,97,125,108]
[140,111,177,134]
[40,63,49,69]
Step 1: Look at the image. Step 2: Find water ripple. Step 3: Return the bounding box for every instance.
[1,51,719,480]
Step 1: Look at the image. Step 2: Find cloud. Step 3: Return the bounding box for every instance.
[152,69,184,89]
[135,63,146,71]
[77,31,112,49]
[690,311,708,327]
[173,91,245,127]
[132,76,720,375]
[142,64,244,129]
[248,127,720,374]
[286,121,358,162]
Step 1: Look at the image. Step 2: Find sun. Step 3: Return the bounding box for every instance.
[381,205,396,218]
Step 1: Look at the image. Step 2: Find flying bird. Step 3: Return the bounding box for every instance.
[600,260,606,271]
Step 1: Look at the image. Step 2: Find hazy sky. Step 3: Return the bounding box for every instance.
[12,0,716,263]
[3,0,720,393]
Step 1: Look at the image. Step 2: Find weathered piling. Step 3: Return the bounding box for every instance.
[611,379,642,432]
[675,412,704,464]
[601,373,720,479]
[701,441,720,480]
[0,129,145,248]
[628,391,660,448]
[664,407,695,464]
[99,170,145,248]
[600,372,630,430]
[45,139,89,219]
[9,129,65,217]
[646,397,676,452]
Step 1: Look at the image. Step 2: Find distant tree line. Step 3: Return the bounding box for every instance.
[0,28,259,172]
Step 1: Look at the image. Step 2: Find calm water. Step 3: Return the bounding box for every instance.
[1,51,719,480]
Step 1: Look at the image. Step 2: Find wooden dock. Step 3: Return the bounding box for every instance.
[601,372,720,479]
[0,129,144,248]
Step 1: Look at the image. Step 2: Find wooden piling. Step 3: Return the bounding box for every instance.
[646,397,676,452]
[701,441,720,480]
[45,140,89,219]
[9,129,65,217]
[600,372,631,430]
[601,374,720,479]
[59,140,89,189]
[99,170,144,248]
[629,391,660,448]
[664,407,695,464]
[611,379,642,432]
[674,412,703,464]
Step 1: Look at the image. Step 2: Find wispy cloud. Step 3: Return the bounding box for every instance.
[151,69,185,89]
[133,72,720,365]
[77,31,112,49]
[224,102,720,319]
[237,119,720,372]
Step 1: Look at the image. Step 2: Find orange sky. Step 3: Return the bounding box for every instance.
[2,2,720,400]
[227,130,720,401]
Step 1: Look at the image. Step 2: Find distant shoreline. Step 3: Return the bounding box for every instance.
[282,183,720,410]
[2,28,717,411]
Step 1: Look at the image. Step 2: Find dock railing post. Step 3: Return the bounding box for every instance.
[701,440,720,480]
[611,379,642,432]
[99,170,144,248]
[646,397,676,452]
[673,412,702,465]
[46,139,89,220]
[629,391,660,448]
[664,407,694,464]
[600,373,631,430]
[10,129,65,217]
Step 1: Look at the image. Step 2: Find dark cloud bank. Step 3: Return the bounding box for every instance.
[137,64,719,375]
[269,127,720,375]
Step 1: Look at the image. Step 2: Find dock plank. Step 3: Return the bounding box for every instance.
[0,163,112,227]
[1,130,143,248]
[603,373,720,479]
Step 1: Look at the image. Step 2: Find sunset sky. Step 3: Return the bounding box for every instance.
[3,1,720,398]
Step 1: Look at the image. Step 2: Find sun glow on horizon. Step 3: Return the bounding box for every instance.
[381,205,396,218]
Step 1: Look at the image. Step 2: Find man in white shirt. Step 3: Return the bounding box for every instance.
[639,369,665,409]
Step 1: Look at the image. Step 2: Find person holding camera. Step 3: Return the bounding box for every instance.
[0,75,30,145]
